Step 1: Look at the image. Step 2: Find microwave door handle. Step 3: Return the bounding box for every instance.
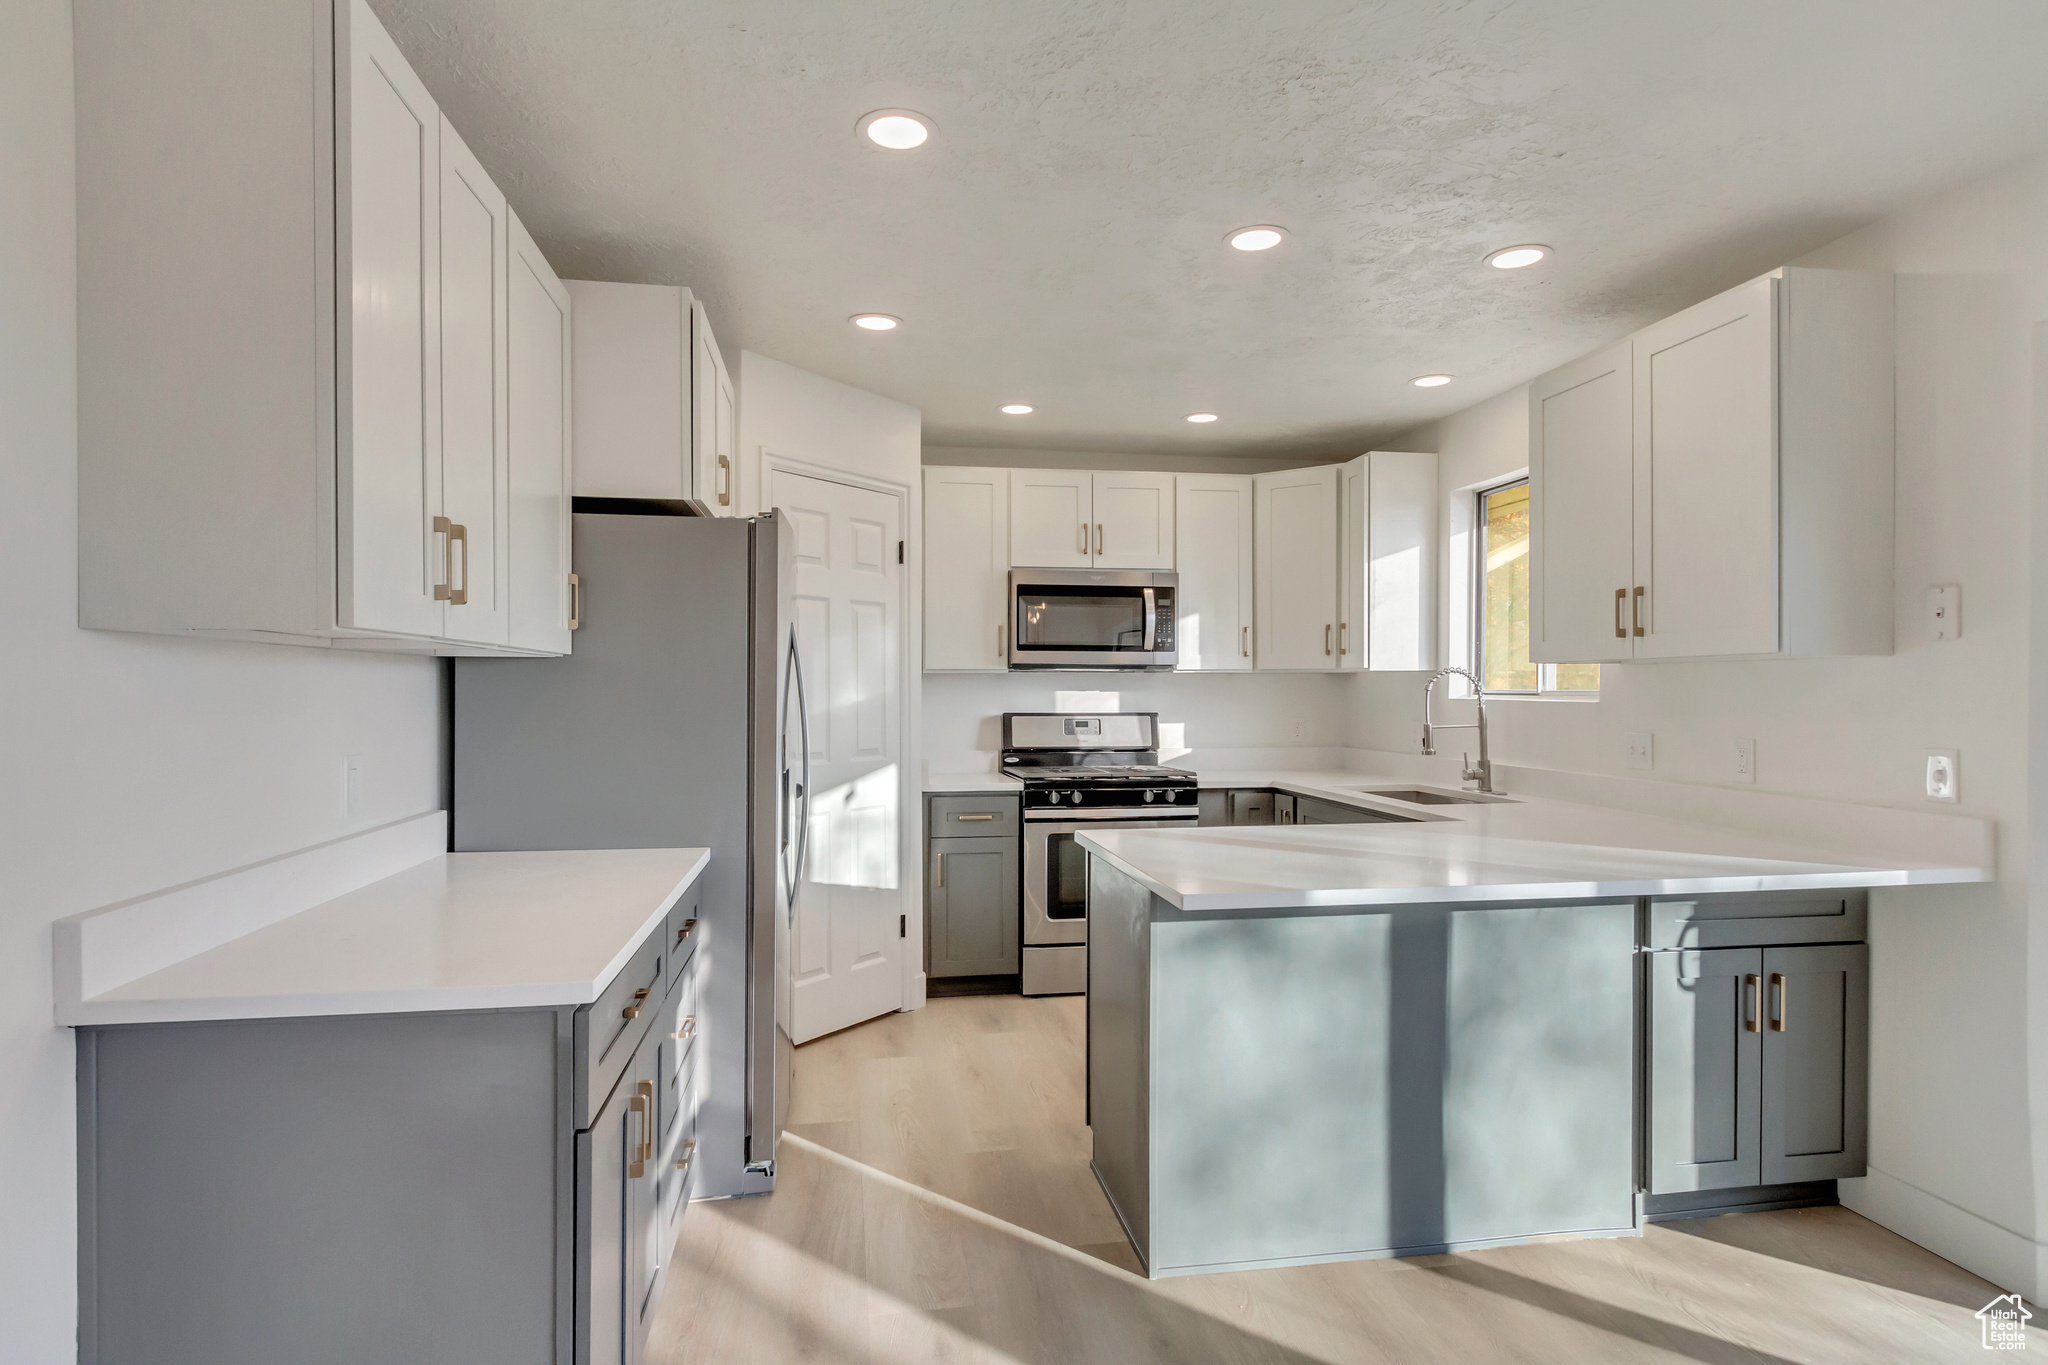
[1142,587,1157,652]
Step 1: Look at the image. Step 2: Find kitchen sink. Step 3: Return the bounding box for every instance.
[1352,786,1516,805]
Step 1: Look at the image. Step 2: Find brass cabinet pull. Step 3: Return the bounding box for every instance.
[567,572,582,630]
[1095,523,1104,556]
[449,522,469,605]
[676,1138,696,1172]
[1242,625,1250,658]
[717,453,732,507]
[1078,522,1088,554]
[1338,621,1348,656]
[675,917,696,945]
[627,1082,654,1178]
[1769,973,1787,1032]
[935,852,944,888]
[1614,587,1626,639]
[1743,974,1761,1033]
[955,813,995,821]
[672,1014,696,1041]
[1324,624,1333,656]
[997,624,1005,659]
[432,516,454,601]
[622,986,650,1020]
[1632,585,1645,637]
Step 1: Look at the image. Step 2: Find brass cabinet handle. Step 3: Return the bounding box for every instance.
[627,1082,654,1178]
[717,453,732,507]
[1614,587,1626,639]
[1078,522,1088,554]
[1769,973,1787,1033]
[449,522,469,605]
[1095,523,1104,556]
[675,917,696,945]
[1743,973,1761,1033]
[622,986,650,1020]
[432,516,454,601]
[1242,625,1250,658]
[935,851,944,888]
[676,1138,696,1172]
[955,813,995,821]
[1324,624,1333,656]
[997,623,1006,659]
[567,572,582,630]
[1632,585,1645,637]
[672,1014,696,1041]
[1338,621,1348,656]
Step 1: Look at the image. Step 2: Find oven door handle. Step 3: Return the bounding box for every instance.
[1141,587,1157,652]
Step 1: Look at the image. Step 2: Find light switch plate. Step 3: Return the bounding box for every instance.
[343,754,363,818]
[1927,584,1961,641]
[1625,732,1653,770]
[1732,737,1756,783]
[1925,748,1959,802]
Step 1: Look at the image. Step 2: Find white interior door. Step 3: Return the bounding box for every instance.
[1091,471,1175,568]
[773,467,906,1044]
[1174,474,1253,670]
[1009,469,1091,567]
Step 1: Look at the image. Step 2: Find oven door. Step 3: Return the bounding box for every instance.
[1021,810,1199,947]
[1009,569,1177,670]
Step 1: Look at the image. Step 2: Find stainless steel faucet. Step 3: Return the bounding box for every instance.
[1421,666,1495,793]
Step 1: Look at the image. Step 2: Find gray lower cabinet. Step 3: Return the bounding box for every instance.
[1647,940,1868,1193]
[1293,794,1404,825]
[77,889,705,1365]
[925,794,1020,978]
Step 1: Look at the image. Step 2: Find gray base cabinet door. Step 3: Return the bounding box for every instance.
[928,835,1020,976]
[1762,943,1868,1183]
[1649,948,1763,1193]
[580,1044,662,1365]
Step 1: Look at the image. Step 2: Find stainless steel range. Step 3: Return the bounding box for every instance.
[1001,712,1199,996]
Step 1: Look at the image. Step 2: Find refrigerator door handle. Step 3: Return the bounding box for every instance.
[782,633,814,908]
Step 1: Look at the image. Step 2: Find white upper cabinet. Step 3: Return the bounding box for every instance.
[1174,475,1254,671]
[1255,465,1340,670]
[507,209,574,654]
[1531,268,1892,662]
[566,282,736,513]
[1337,452,1440,673]
[1091,472,1175,569]
[1529,341,1635,664]
[75,0,571,655]
[922,468,1010,671]
[1010,469,1093,568]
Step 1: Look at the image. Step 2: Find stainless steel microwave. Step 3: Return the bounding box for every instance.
[1008,568,1177,671]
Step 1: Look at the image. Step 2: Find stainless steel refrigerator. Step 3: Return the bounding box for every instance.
[452,503,805,1198]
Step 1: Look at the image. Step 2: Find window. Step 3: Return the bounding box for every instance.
[1475,479,1599,695]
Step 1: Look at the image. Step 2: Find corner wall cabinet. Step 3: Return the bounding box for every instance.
[77,883,705,1365]
[1338,452,1440,672]
[1529,267,1894,663]
[567,282,737,512]
[76,0,572,655]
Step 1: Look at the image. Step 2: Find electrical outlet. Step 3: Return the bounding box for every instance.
[1927,584,1961,641]
[1290,717,1308,742]
[1624,732,1654,770]
[1732,737,1756,783]
[1925,748,1959,802]
[343,754,362,818]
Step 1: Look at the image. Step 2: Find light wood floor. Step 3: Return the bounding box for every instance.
[650,994,2025,1363]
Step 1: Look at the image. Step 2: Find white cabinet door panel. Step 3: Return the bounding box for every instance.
[691,301,736,514]
[1255,466,1339,670]
[1633,276,1779,659]
[1092,472,1174,569]
[1175,475,1253,671]
[437,117,509,646]
[1530,341,1634,664]
[340,0,442,638]
[1367,451,1437,671]
[1337,457,1367,670]
[507,210,572,653]
[1010,469,1091,568]
[923,468,1009,671]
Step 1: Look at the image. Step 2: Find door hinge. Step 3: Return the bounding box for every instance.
[899,914,907,938]
[897,539,904,564]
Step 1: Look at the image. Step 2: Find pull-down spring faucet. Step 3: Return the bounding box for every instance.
[1421,666,1495,794]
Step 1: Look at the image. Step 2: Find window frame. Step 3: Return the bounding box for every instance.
[1472,476,1599,699]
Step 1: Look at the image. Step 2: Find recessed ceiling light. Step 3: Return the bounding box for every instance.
[850,313,900,331]
[858,110,932,150]
[1185,412,1219,423]
[1411,374,1453,388]
[1485,244,1549,269]
[1000,404,1034,415]
[1227,226,1288,252]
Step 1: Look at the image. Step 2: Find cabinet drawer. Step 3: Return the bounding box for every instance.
[574,926,667,1128]
[1649,889,1867,949]
[666,881,703,993]
[930,794,1020,837]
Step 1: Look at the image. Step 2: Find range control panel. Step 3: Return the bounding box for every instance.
[1022,785,1197,810]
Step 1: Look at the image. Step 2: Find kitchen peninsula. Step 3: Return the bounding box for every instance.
[1080,776,1990,1278]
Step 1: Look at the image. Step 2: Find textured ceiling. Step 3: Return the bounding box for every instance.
[376,0,2048,458]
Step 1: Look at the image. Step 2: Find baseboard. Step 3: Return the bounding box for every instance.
[927,974,1020,998]
[1842,1165,2045,1298]
[1641,1181,1836,1223]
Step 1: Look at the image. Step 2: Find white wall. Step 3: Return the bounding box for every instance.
[1,9,447,1359]
[1350,150,2048,1295]
[923,444,1318,476]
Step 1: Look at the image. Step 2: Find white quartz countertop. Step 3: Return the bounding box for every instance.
[1079,772,1991,912]
[67,847,709,1026]
[924,772,1020,794]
